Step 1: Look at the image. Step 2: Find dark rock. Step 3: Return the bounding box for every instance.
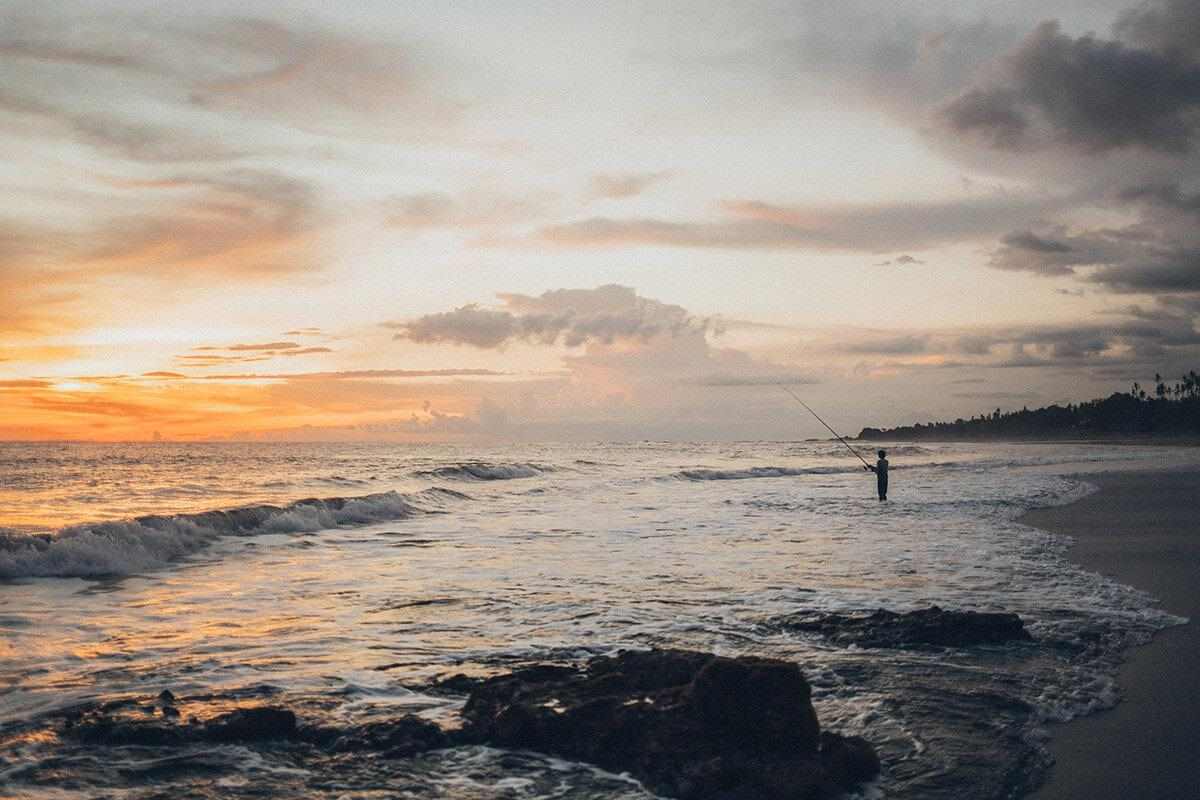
[819,731,881,789]
[779,606,1032,649]
[157,689,176,705]
[160,706,180,718]
[455,648,878,800]
[428,672,486,694]
[204,707,297,742]
[67,716,186,747]
[691,655,819,753]
[328,717,448,757]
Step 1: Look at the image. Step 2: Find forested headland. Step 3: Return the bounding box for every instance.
[858,371,1200,441]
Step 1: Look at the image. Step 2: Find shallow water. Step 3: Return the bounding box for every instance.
[1,441,1195,798]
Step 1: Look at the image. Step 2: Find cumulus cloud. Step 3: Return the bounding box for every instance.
[389,285,704,349]
[385,285,824,437]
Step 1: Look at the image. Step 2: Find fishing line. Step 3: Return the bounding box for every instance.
[777,384,873,469]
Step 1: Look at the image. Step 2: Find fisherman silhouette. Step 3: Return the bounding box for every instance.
[864,450,888,501]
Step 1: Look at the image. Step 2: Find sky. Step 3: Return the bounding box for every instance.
[2,0,1198,441]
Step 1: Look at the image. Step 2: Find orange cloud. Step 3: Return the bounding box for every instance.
[0,373,497,441]
[0,170,327,340]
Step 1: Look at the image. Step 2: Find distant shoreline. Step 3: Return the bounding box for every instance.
[851,436,1200,446]
[1020,470,1200,800]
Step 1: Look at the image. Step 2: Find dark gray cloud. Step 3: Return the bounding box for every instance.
[989,180,1200,294]
[1091,253,1200,292]
[1113,0,1200,61]
[941,16,1200,154]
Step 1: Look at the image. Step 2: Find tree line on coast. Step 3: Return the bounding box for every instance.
[857,370,1200,441]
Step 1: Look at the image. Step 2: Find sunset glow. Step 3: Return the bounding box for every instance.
[4,0,1198,441]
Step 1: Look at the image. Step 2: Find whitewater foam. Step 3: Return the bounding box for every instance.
[413,462,551,481]
[0,488,468,579]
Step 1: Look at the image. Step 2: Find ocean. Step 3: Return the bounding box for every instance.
[1,440,1195,799]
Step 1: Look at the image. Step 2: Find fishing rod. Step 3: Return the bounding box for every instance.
[777,384,873,469]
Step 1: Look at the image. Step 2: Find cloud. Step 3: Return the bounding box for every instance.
[184,17,459,137]
[385,285,825,438]
[0,168,329,338]
[389,285,704,349]
[0,11,458,156]
[778,2,1022,117]
[533,193,1057,253]
[201,368,505,382]
[78,171,324,276]
[0,87,243,163]
[385,189,553,230]
[1114,0,1200,62]
[875,254,926,266]
[952,390,1041,400]
[588,171,673,199]
[940,16,1200,154]
[196,341,308,352]
[691,373,818,386]
[988,181,1200,294]
[839,335,929,355]
[0,379,52,389]
[176,344,333,367]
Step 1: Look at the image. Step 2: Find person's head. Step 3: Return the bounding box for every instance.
[878,450,886,459]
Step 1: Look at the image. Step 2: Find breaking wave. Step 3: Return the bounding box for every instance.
[673,465,859,481]
[0,488,469,580]
[413,462,551,481]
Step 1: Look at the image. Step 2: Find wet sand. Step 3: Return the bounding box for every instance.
[1022,470,1200,800]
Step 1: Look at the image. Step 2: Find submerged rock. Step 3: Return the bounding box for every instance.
[456,648,878,800]
[63,704,298,746]
[325,717,448,758]
[205,707,297,742]
[778,606,1032,649]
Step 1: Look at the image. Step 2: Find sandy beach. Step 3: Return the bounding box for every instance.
[1023,470,1200,800]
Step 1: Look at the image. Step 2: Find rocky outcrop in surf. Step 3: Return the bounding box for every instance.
[454,648,879,799]
[57,649,879,800]
[776,606,1033,649]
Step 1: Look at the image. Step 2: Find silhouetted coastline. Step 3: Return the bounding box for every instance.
[860,372,1200,442]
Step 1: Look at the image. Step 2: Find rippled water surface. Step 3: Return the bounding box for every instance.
[1,441,1196,799]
